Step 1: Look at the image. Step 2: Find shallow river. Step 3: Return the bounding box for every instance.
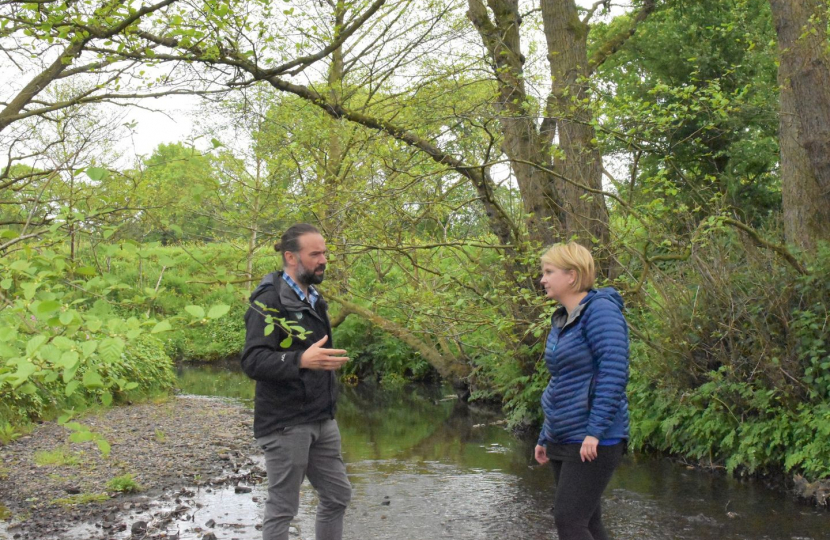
[169,363,830,540]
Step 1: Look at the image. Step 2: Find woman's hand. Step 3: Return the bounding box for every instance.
[580,436,599,462]
[534,444,549,465]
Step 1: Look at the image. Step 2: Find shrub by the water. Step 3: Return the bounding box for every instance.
[627,239,830,481]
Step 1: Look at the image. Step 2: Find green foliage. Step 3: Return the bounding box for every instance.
[106,473,142,493]
[34,446,81,467]
[628,239,830,480]
[594,0,780,228]
[334,316,433,383]
[0,422,21,445]
[0,228,232,432]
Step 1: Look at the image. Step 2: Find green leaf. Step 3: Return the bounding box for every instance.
[151,320,172,334]
[124,382,139,391]
[70,431,96,443]
[18,382,37,395]
[0,278,11,289]
[96,438,111,457]
[280,337,293,348]
[26,335,47,356]
[0,327,17,342]
[81,341,97,358]
[59,311,75,326]
[82,370,104,389]
[35,300,61,317]
[59,351,79,369]
[65,380,80,396]
[207,304,230,319]
[185,305,205,319]
[10,360,37,388]
[264,324,274,336]
[38,344,61,364]
[98,338,124,363]
[52,336,74,350]
[86,167,109,181]
[21,282,38,300]
[100,392,113,406]
[63,358,81,383]
[9,260,30,272]
[211,137,223,148]
[86,319,103,333]
[75,266,97,276]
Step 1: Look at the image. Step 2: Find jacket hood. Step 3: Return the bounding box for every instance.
[249,271,280,303]
[587,287,625,311]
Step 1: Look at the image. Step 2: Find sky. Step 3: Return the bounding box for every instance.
[118,0,630,162]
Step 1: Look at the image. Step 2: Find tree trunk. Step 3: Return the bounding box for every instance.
[467,0,611,264]
[467,0,565,249]
[541,0,610,248]
[778,67,830,251]
[770,0,830,249]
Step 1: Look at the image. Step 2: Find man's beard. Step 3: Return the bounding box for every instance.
[297,260,325,286]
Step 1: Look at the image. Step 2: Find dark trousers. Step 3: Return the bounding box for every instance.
[549,442,624,540]
[257,419,352,540]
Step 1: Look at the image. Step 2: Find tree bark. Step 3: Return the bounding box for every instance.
[541,0,610,248]
[467,0,565,248]
[770,0,830,249]
[466,0,616,270]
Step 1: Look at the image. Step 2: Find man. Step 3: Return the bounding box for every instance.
[241,223,352,540]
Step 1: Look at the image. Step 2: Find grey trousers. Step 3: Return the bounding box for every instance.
[257,419,352,540]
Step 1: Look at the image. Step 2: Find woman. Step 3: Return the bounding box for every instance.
[534,242,630,540]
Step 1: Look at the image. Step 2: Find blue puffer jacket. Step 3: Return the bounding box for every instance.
[537,287,630,446]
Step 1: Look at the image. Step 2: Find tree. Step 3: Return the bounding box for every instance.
[769,0,830,251]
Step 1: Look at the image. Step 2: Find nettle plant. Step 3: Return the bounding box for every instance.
[0,226,230,453]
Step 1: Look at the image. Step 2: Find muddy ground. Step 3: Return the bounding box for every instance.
[0,396,264,540]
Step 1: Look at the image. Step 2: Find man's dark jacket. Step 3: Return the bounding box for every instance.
[241,271,337,439]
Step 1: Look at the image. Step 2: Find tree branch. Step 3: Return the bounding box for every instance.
[588,0,656,73]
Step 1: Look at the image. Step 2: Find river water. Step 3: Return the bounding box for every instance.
[173,363,829,540]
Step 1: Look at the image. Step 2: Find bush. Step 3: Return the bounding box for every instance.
[0,335,175,429]
[628,238,830,480]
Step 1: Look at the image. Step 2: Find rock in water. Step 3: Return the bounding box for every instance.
[130,520,148,536]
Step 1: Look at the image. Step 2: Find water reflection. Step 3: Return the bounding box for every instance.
[177,361,255,403]
[175,365,829,540]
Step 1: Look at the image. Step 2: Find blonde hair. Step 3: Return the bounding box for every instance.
[540,242,596,292]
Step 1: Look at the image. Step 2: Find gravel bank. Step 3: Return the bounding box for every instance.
[0,396,263,539]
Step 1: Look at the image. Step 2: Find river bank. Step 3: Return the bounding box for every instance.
[0,396,261,540]
[2,374,829,540]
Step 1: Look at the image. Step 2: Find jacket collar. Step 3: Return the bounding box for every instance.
[551,289,596,329]
[274,272,328,321]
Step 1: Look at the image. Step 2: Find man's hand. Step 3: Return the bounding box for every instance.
[299,335,350,370]
[580,436,599,462]
[534,444,549,465]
